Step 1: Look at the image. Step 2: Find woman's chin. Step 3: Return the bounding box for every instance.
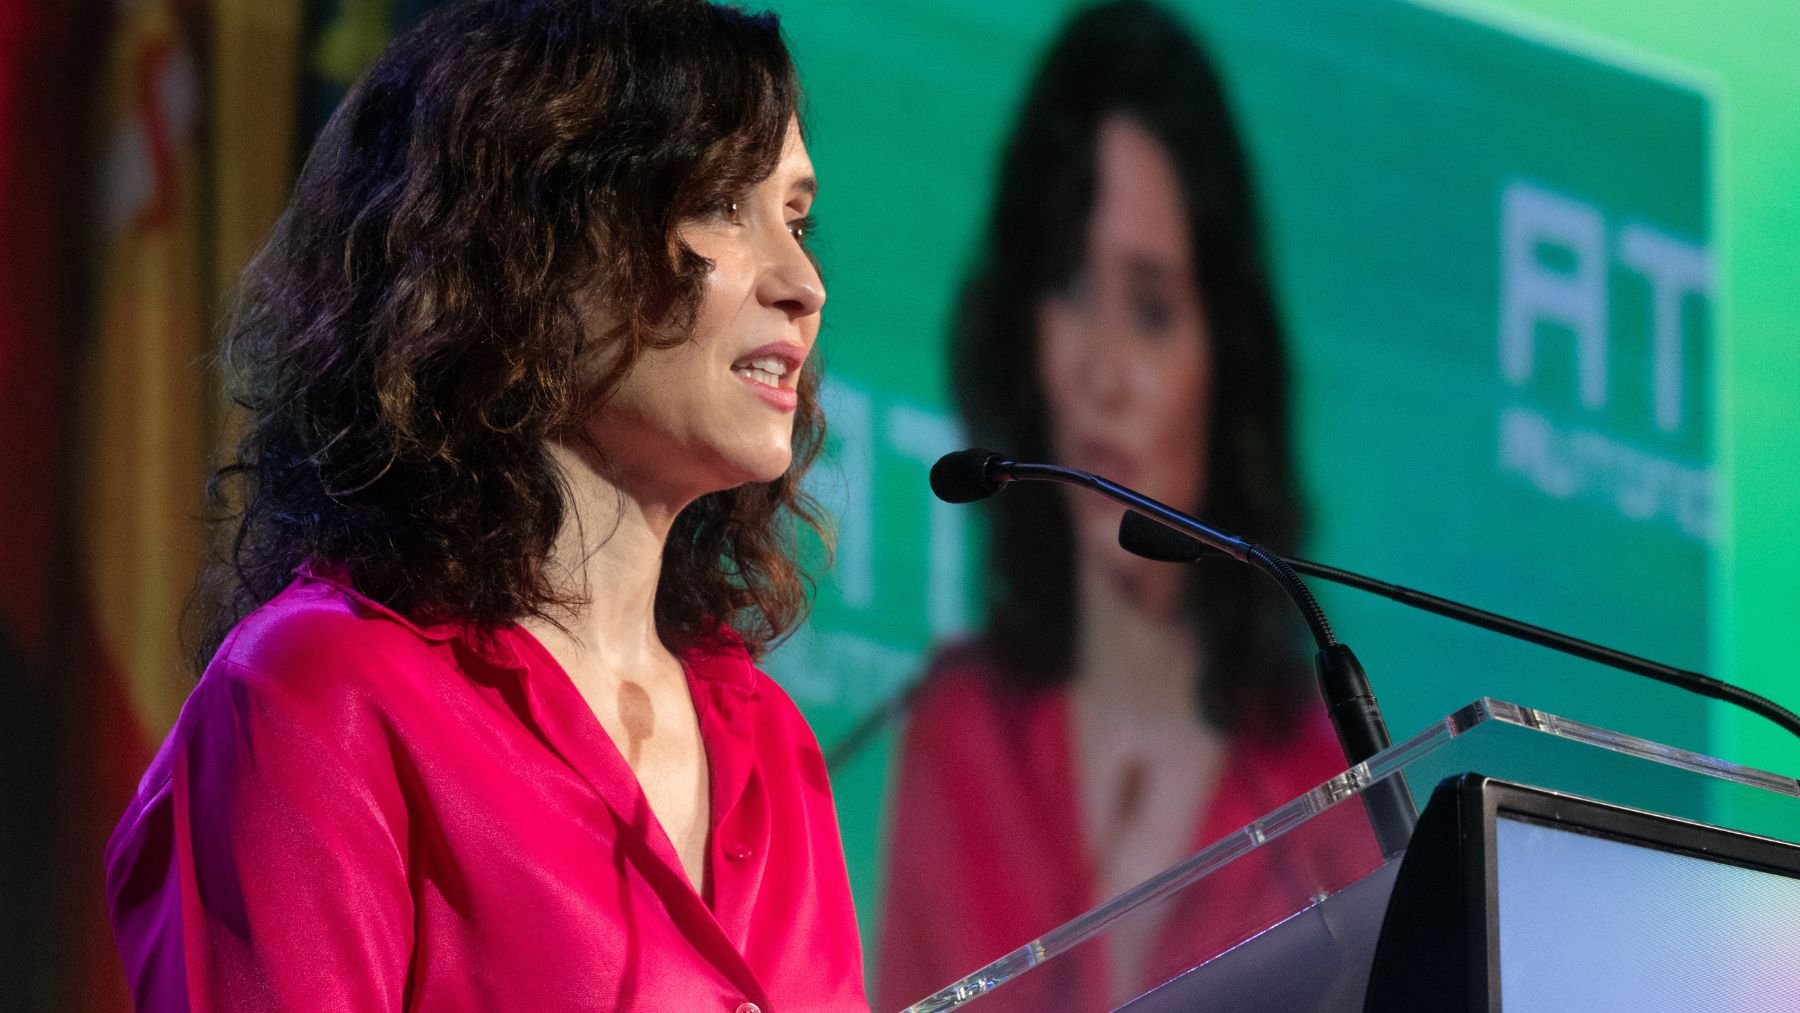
[718,442,794,489]
[1074,503,1124,560]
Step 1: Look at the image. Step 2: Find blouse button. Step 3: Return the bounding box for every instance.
[735,1003,762,1013]
[725,842,753,861]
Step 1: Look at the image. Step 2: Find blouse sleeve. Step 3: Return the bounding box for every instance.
[105,661,414,1012]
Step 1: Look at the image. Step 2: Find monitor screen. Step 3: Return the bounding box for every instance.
[1494,814,1800,1011]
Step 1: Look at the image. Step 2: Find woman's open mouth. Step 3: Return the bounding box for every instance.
[730,343,804,411]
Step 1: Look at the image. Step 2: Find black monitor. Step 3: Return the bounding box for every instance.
[1365,773,1800,1012]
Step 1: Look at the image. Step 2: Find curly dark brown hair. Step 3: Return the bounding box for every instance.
[190,0,825,673]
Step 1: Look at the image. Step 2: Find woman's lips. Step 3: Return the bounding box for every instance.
[730,340,805,411]
[737,371,799,411]
[1067,438,1136,486]
[729,340,805,412]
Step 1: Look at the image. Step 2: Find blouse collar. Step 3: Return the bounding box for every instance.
[294,561,760,695]
[293,562,462,644]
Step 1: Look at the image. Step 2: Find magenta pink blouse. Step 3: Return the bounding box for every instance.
[877,647,1364,1010]
[104,570,867,1012]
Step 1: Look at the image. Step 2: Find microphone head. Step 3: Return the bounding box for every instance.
[1118,509,1215,563]
[930,448,1006,504]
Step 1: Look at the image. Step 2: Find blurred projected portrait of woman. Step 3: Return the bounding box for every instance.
[879,1,1350,1007]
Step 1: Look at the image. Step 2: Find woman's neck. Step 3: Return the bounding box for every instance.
[1069,552,1202,727]
[523,441,715,896]
[521,440,688,681]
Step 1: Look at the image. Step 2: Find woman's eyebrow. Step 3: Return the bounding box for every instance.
[791,176,817,199]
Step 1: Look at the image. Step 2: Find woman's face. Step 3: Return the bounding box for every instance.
[1036,115,1213,585]
[584,120,824,506]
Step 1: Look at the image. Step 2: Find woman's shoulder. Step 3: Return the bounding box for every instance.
[891,638,1067,772]
[909,638,1047,719]
[203,571,460,724]
[113,576,435,865]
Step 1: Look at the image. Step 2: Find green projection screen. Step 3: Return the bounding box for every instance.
[762,0,1715,967]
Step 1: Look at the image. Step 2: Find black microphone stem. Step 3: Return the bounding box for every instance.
[994,464,1401,751]
[1118,509,1800,743]
[1007,462,1339,653]
[992,457,1414,855]
[925,450,1417,854]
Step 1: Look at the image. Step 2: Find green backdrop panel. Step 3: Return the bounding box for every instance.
[764,0,1717,970]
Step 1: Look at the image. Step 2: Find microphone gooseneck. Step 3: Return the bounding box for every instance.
[931,451,1393,737]
[930,451,1334,651]
[1119,508,1215,562]
[1119,509,1800,743]
[932,448,1412,855]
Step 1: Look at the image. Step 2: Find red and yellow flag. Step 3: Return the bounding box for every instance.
[53,1,302,1007]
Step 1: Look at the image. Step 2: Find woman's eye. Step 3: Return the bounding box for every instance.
[709,199,744,225]
[788,214,816,244]
[1132,288,1174,334]
[1060,266,1093,303]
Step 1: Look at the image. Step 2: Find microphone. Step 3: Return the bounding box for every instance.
[1118,510,1800,743]
[1119,508,1218,563]
[930,448,1415,856]
[927,448,1006,504]
[929,449,1258,562]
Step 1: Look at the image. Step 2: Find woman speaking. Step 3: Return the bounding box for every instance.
[102,1,864,1009]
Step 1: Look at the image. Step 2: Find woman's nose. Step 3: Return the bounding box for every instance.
[759,231,826,321]
[1087,303,1132,406]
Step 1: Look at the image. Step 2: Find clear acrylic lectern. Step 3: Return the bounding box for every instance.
[898,698,1800,1013]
